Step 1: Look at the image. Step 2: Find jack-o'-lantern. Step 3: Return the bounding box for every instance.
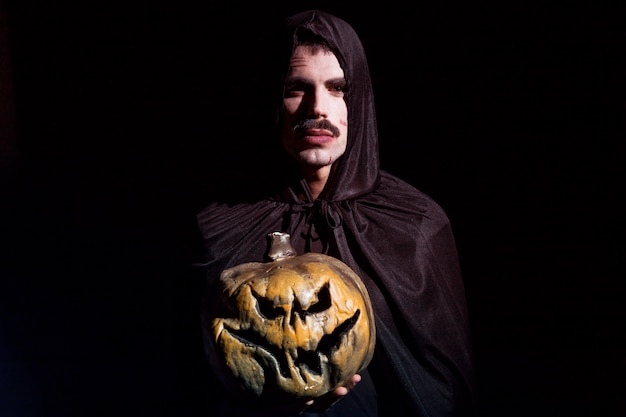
[203,232,376,401]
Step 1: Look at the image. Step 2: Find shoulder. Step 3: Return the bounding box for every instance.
[196,199,283,240]
[197,200,275,222]
[365,170,451,225]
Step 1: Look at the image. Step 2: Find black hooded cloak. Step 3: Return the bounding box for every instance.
[196,10,475,417]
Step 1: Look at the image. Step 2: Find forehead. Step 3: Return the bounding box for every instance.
[288,45,344,76]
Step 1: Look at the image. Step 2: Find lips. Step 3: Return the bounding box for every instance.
[300,129,334,145]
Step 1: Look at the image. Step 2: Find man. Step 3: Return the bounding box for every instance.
[196,10,475,416]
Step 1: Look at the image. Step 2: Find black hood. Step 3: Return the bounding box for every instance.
[276,10,380,202]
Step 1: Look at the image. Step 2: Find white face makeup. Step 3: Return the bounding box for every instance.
[281,45,348,179]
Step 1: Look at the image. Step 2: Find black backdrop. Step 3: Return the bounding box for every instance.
[1,1,623,416]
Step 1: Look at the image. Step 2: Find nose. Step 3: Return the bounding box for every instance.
[308,88,329,119]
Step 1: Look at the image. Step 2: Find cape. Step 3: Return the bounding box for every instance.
[196,10,475,416]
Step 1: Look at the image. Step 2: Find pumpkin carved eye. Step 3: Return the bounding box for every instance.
[203,232,376,401]
[254,283,331,320]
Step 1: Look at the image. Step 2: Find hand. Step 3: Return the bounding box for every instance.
[223,374,362,417]
[299,374,362,413]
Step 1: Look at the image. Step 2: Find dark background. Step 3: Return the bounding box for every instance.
[1,1,623,416]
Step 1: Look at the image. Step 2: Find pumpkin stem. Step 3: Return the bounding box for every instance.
[267,232,297,261]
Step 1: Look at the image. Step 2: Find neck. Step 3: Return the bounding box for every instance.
[303,165,331,200]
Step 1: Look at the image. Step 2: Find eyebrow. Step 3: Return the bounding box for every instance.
[284,76,346,86]
[284,76,312,86]
[325,77,347,85]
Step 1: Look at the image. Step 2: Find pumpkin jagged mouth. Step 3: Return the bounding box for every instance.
[222,309,360,378]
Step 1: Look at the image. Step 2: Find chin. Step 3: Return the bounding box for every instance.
[295,151,332,168]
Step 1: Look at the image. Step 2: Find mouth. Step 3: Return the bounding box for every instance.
[300,129,334,145]
[292,119,341,141]
[220,309,360,378]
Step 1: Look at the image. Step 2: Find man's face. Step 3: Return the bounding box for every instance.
[281,46,348,175]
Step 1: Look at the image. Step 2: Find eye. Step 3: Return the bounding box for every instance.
[284,80,309,98]
[327,80,347,96]
[284,87,303,98]
[254,291,286,320]
[306,284,331,314]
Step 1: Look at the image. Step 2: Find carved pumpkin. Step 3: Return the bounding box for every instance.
[203,232,376,401]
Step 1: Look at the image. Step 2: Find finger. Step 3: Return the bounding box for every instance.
[345,373,361,390]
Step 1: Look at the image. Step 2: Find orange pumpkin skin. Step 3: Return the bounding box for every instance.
[204,233,376,401]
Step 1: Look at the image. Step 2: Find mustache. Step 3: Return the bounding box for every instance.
[292,119,341,137]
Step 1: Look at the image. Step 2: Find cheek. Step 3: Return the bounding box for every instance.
[282,99,300,119]
[281,110,297,145]
[336,104,348,136]
[338,116,348,150]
